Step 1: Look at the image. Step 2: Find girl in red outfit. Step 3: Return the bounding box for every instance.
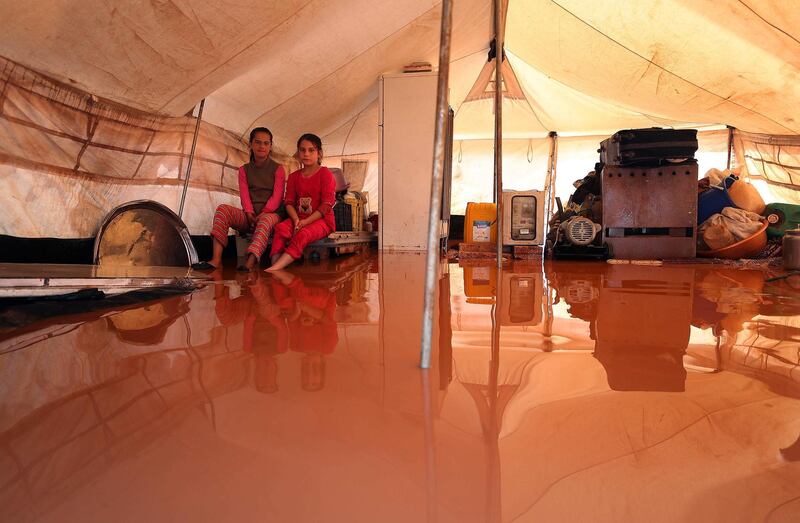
[266,133,335,271]
[194,127,286,271]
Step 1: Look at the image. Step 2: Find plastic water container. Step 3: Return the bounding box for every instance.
[765,203,800,239]
[464,202,497,243]
[697,175,736,225]
[727,179,765,214]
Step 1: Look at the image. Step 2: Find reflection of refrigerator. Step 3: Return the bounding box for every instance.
[379,72,452,251]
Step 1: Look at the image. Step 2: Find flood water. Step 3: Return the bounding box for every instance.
[2,251,800,522]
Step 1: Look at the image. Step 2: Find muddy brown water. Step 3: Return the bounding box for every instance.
[2,252,800,522]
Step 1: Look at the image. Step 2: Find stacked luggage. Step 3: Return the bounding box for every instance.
[599,128,699,259]
[599,128,698,167]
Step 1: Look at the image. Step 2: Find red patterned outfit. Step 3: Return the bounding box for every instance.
[210,158,286,260]
[270,166,336,260]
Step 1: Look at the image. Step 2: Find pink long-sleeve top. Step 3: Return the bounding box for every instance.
[238,164,286,214]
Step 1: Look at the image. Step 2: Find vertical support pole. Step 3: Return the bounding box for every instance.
[420,0,453,369]
[726,125,734,171]
[494,0,505,268]
[543,131,558,238]
[179,99,206,219]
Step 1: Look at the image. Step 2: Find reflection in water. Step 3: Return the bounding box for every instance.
[2,253,800,522]
[593,265,692,392]
[108,298,190,345]
[211,270,339,393]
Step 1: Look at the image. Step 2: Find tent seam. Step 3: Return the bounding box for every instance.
[737,0,800,46]
[0,152,239,195]
[240,1,463,137]
[340,115,359,156]
[548,0,797,134]
[156,0,316,112]
[323,47,487,147]
[505,50,718,130]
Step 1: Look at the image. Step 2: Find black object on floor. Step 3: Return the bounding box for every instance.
[551,243,610,260]
[449,214,465,241]
[0,286,195,336]
[191,261,217,270]
[334,202,353,231]
[0,235,94,264]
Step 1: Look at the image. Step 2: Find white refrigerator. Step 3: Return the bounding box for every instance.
[378,71,451,251]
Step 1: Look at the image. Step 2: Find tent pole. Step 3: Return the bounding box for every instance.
[178,98,205,219]
[726,125,734,170]
[544,131,558,236]
[494,0,504,268]
[419,0,453,369]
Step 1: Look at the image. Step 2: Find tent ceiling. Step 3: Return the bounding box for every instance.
[506,0,800,135]
[1,0,799,152]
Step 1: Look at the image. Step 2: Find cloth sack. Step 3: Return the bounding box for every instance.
[699,206,763,250]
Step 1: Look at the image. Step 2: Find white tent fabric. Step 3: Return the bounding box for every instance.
[1,0,799,237]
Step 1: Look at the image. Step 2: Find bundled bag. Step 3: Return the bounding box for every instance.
[699,207,763,250]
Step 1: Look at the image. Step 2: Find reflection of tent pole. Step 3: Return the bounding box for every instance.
[488,265,502,523]
[420,0,453,369]
[421,368,438,523]
[178,98,205,219]
[494,0,505,268]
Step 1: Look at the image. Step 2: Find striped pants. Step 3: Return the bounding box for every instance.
[211,204,280,260]
[270,218,333,260]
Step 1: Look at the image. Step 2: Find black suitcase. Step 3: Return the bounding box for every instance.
[599,128,698,166]
[333,201,353,231]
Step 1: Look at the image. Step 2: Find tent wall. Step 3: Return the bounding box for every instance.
[450,130,730,214]
[2,0,800,239]
[0,58,295,238]
[451,139,550,214]
[734,130,800,205]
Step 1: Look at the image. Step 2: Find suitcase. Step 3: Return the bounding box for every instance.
[599,128,698,166]
[333,201,353,231]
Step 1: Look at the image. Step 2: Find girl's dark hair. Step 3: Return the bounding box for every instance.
[297,133,323,164]
[248,127,273,162]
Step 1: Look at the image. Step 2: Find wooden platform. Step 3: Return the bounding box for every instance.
[236,231,377,262]
[303,231,378,259]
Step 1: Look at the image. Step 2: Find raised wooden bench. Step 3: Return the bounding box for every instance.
[302,231,377,260]
[235,230,377,263]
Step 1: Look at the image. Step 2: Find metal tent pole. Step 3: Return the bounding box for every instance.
[494,0,504,268]
[419,0,453,369]
[178,98,205,219]
[543,131,558,238]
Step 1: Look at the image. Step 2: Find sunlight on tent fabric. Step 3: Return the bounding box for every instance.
[1,0,800,238]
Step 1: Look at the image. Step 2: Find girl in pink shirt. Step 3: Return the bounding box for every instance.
[266,133,336,271]
[194,127,286,271]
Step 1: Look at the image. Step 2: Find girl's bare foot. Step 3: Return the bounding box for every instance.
[265,253,295,271]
